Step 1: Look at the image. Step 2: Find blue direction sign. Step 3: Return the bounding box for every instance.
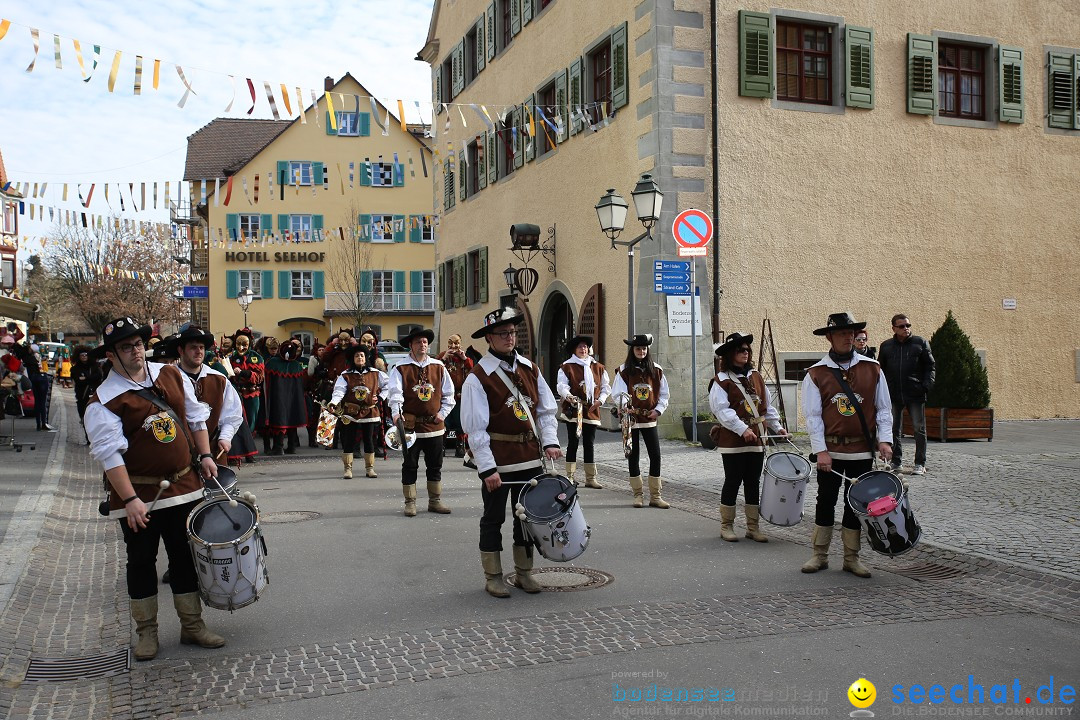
[181,285,209,299]
[655,271,691,283]
[654,260,691,272]
[654,282,692,295]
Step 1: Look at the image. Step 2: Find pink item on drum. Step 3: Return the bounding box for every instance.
[867,496,898,517]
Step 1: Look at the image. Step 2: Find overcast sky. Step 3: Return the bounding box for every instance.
[0,0,434,246]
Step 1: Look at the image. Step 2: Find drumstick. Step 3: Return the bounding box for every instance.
[207,469,238,506]
[213,502,242,531]
[146,480,171,513]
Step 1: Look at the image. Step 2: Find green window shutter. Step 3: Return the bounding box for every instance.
[359,112,371,136]
[226,213,239,241]
[522,0,533,26]
[278,271,291,300]
[313,271,325,299]
[433,66,442,109]
[313,162,324,185]
[997,46,1024,123]
[393,270,405,292]
[476,16,486,73]
[325,113,337,135]
[478,131,489,189]
[459,158,467,202]
[487,131,497,184]
[906,33,937,115]
[524,95,535,162]
[226,270,239,299]
[611,21,629,110]
[510,0,521,37]
[276,160,290,185]
[409,270,423,309]
[359,213,371,242]
[486,2,496,61]
[738,10,773,98]
[478,247,489,304]
[360,270,372,293]
[393,214,406,243]
[437,264,445,311]
[1047,52,1076,129]
[512,108,524,168]
[260,214,273,238]
[569,57,584,136]
[393,162,405,187]
[278,214,289,232]
[453,40,465,97]
[554,70,568,143]
[453,256,466,308]
[443,161,452,209]
[845,25,875,109]
[313,214,324,241]
[409,215,422,243]
[261,270,273,299]
[359,161,371,187]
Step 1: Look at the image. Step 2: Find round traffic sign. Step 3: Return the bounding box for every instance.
[672,209,713,249]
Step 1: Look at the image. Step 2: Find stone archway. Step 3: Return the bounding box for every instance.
[537,291,574,391]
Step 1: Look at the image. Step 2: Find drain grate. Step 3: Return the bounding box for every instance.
[505,566,614,592]
[261,510,321,523]
[890,563,967,581]
[25,648,129,683]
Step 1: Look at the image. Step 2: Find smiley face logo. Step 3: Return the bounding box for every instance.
[848,678,876,709]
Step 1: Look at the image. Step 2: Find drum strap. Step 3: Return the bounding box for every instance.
[133,387,198,465]
[828,368,875,450]
[494,368,544,460]
[726,372,766,443]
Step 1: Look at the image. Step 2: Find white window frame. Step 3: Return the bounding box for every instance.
[289,161,313,186]
[1,200,15,235]
[421,270,435,296]
[371,162,394,187]
[291,271,314,299]
[421,216,435,243]
[372,270,394,310]
[239,214,261,238]
[336,112,360,136]
[238,270,263,299]
[371,214,395,243]
[294,331,314,354]
[290,214,313,241]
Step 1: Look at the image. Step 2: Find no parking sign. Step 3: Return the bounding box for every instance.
[672,209,712,257]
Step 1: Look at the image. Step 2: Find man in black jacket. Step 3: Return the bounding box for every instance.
[878,315,935,475]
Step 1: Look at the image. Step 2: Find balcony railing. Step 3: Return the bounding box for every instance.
[325,291,435,314]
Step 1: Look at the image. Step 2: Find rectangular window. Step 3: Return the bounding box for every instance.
[291,271,313,299]
[467,141,481,197]
[501,116,515,178]
[776,20,832,104]
[938,42,985,119]
[290,214,313,241]
[421,216,435,243]
[1,258,14,290]
[289,161,313,186]
[441,57,453,104]
[783,358,818,382]
[371,214,395,242]
[421,270,435,296]
[538,82,557,154]
[372,270,394,310]
[501,0,512,50]
[336,112,360,136]
[2,200,16,235]
[371,162,394,187]
[465,26,478,85]
[239,214,261,238]
[468,250,481,304]
[238,270,262,298]
[588,39,612,124]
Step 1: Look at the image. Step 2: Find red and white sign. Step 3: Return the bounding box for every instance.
[672,209,712,257]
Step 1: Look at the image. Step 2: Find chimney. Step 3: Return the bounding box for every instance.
[324,76,335,92]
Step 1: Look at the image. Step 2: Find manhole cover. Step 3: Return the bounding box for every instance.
[505,566,614,592]
[25,648,129,683]
[261,511,321,523]
[890,563,966,581]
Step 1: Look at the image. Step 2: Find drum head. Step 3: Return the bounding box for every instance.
[203,465,238,494]
[848,471,904,515]
[190,499,256,543]
[521,474,577,521]
[765,452,811,481]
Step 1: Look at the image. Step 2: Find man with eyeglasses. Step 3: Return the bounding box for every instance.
[460,307,562,598]
[878,314,936,476]
[84,317,226,661]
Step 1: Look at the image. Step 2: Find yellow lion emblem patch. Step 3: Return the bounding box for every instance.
[351,385,370,402]
[830,392,863,417]
[632,383,652,402]
[413,382,434,403]
[141,412,177,443]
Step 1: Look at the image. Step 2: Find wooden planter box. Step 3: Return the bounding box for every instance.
[682,417,717,450]
[901,407,994,442]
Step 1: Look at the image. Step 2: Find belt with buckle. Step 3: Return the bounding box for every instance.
[488,431,538,443]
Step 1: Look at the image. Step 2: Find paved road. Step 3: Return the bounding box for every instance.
[0,393,1076,719]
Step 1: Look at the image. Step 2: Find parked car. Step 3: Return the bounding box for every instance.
[376,341,410,371]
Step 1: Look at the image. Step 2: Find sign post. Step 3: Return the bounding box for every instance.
[672,210,714,444]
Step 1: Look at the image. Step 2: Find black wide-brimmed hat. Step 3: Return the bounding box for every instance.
[93,317,152,358]
[813,312,867,336]
[160,326,216,359]
[564,334,593,357]
[623,334,653,347]
[471,306,525,339]
[714,331,754,357]
[399,328,435,346]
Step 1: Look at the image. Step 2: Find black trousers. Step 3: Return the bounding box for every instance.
[628,426,662,477]
[119,500,201,599]
[340,422,376,454]
[479,468,532,552]
[720,451,766,505]
[402,435,443,486]
[564,421,596,463]
[814,458,871,530]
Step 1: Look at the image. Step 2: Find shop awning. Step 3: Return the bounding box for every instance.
[0,296,37,323]
[277,316,326,327]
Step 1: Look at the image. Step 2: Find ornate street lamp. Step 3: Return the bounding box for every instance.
[237,287,255,328]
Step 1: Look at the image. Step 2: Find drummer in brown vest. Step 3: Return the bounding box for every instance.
[800,312,893,578]
[387,328,455,516]
[709,332,789,542]
[557,335,611,488]
[84,317,225,661]
[460,307,562,598]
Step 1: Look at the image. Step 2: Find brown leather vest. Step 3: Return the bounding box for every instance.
[807,361,880,454]
[396,362,446,433]
[472,361,544,468]
[712,371,768,449]
[560,361,606,421]
[341,370,382,421]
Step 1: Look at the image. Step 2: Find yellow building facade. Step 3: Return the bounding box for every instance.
[422,0,1080,421]
[186,74,436,349]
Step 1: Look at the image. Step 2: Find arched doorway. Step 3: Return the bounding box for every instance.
[537,291,573,391]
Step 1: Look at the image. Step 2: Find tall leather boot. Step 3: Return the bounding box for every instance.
[841,527,872,578]
[481,551,510,598]
[427,481,451,514]
[744,504,768,542]
[129,595,159,661]
[364,453,377,478]
[284,429,298,455]
[402,484,417,517]
[629,475,644,508]
[583,463,603,489]
[801,525,833,573]
[648,476,670,508]
[342,453,354,479]
[173,592,225,648]
[512,546,541,594]
[565,461,577,485]
[719,504,738,542]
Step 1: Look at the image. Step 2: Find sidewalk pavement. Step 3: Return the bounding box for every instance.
[0,393,1077,719]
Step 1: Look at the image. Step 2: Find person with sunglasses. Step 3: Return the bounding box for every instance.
[878,314,935,476]
[853,331,876,359]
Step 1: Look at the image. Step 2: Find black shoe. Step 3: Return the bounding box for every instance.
[161,570,170,584]
[244,456,255,464]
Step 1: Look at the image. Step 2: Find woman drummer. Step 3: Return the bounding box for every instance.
[329,346,388,479]
[556,334,610,489]
[708,332,788,542]
[610,334,671,508]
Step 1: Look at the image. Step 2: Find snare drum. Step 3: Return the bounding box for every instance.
[187,497,269,611]
[201,464,238,499]
[847,471,922,556]
[759,451,811,526]
[516,474,591,562]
